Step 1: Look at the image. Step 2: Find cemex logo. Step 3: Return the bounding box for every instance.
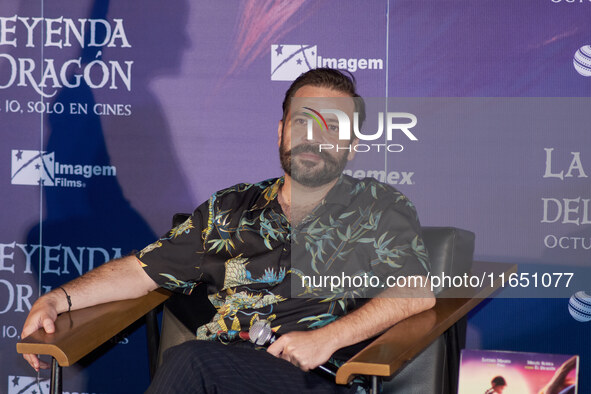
[302,108,418,153]
[271,44,384,81]
[11,150,116,188]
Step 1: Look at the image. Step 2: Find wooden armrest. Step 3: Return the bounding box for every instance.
[16,288,171,366]
[335,261,517,384]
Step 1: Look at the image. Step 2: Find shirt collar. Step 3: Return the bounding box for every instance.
[321,174,354,207]
[251,177,284,210]
[251,174,355,212]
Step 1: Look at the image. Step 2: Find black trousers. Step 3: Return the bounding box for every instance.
[145,340,362,394]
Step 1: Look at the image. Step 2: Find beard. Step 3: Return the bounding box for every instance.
[280,137,349,187]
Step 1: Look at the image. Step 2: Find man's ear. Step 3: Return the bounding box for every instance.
[277,120,283,147]
[347,138,359,161]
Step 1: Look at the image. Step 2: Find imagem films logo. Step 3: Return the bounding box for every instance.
[11,150,116,187]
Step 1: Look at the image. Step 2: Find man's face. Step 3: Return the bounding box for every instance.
[494,385,506,393]
[278,85,356,187]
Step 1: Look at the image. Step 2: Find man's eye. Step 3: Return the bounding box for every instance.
[328,124,339,132]
[294,118,307,125]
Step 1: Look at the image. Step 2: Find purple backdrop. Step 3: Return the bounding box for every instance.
[1,1,589,393]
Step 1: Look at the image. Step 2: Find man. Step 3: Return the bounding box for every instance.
[22,68,434,393]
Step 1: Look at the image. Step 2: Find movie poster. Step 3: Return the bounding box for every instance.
[459,349,579,394]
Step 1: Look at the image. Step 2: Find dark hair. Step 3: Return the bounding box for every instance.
[281,68,366,127]
[492,376,507,387]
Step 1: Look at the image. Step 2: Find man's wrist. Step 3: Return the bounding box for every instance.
[314,324,344,354]
[39,289,67,314]
[58,287,72,312]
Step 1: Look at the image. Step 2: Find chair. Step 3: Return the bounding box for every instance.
[159,214,476,393]
[17,214,516,394]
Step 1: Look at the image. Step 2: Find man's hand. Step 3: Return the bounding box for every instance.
[20,292,62,371]
[267,329,338,371]
[266,278,435,372]
[19,255,158,371]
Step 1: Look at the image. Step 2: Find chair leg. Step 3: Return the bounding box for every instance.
[445,318,467,393]
[50,357,62,394]
[146,309,161,378]
[370,375,378,394]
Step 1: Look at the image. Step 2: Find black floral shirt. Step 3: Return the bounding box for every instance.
[137,175,429,346]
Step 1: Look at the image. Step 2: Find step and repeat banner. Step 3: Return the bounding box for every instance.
[1,1,589,393]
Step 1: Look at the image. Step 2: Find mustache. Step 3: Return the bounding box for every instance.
[288,144,335,163]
